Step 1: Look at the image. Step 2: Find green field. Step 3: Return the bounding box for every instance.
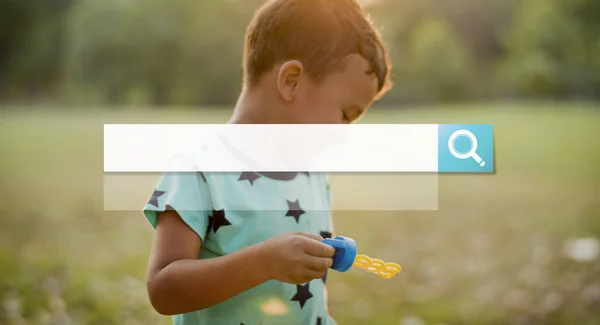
[1,102,599,325]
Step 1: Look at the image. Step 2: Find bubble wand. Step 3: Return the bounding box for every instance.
[322,236,401,278]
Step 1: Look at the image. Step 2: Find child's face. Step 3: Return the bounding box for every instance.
[280,54,380,124]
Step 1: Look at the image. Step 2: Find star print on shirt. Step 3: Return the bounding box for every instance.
[206,215,214,235]
[147,189,165,208]
[316,316,323,325]
[238,172,261,186]
[320,231,332,239]
[210,209,231,233]
[285,199,305,223]
[291,283,313,309]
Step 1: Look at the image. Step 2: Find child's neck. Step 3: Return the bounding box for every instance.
[226,87,301,169]
[229,87,288,124]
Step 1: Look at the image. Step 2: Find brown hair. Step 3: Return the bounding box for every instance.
[243,0,392,97]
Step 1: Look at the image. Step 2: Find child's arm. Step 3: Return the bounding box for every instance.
[146,210,334,316]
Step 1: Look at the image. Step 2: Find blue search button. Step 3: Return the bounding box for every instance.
[438,124,494,173]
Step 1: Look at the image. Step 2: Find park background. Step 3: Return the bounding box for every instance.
[1,0,600,324]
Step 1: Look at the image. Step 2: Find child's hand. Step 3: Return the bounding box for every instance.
[258,232,335,284]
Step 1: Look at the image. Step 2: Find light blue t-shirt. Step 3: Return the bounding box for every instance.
[143,170,337,325]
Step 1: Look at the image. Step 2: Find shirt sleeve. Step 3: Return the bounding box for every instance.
[142,171,212,242]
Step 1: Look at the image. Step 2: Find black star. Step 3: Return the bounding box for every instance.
[302,172,310,177]
[322,271,328,284]
[196,171,207,183]
[285,199,305,223]
[291,283,313,309]
[238,172,261,186]
[320,231,332,239]
[147,189,165,208]
[211,209,231,233]
[206,215,214,235]
[316,316,323,325]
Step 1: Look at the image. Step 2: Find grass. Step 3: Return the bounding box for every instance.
[1,102,599,325]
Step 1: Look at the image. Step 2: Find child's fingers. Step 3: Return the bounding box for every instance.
[301,237,336,257]
[295,232,323,241]
[302,255,333,271]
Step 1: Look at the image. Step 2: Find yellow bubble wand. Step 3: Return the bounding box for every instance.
[322,236,401,279]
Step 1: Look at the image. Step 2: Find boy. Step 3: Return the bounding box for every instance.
[142,0,391,324]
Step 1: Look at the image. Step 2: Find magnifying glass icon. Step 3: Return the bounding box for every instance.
[448,129,486,167]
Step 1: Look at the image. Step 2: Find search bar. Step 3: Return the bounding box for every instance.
[103,124,494,173]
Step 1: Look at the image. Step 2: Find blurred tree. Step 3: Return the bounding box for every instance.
[406,18,471,101]
[0,0,73,102]
[371,2,472,104]
[1,0,600,105]
[64,0,249,107]
[499,0,600,99]
[64,0,138,104]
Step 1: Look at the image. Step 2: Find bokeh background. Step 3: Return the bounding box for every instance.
[1,0,600,324]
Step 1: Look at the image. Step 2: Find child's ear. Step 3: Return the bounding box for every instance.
[277,60,303,102]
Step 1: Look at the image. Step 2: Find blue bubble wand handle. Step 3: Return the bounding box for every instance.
[321,236,357,272]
